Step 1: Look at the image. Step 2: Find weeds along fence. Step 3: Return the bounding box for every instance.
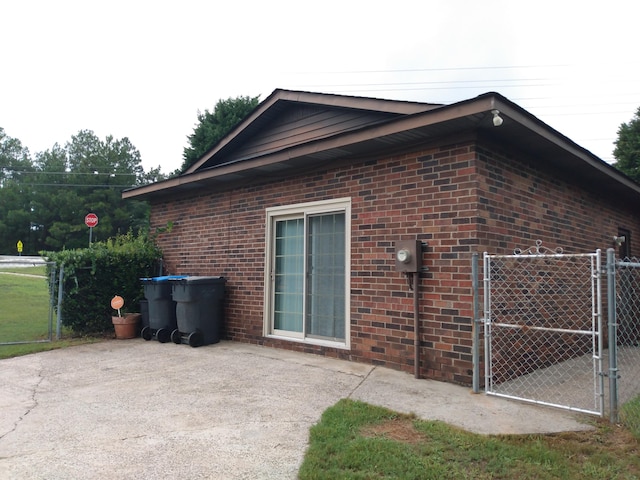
[0,258,63,346]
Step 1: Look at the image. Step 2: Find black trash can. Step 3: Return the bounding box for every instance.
[170,276,226,347]
[139,299,149,334]
[140,275,187,343]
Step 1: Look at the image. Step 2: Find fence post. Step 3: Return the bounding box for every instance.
[48,265,57,341]
[472,253,480,393]
[596,249,605,417]
[606,248,619,423]
[483,252,490,393]
[56,263,64,340]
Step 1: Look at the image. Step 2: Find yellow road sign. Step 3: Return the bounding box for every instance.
[17,240,23,253]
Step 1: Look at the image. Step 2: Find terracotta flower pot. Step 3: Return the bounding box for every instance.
[112,313,141,339]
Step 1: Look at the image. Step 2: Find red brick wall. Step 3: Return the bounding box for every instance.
[149,136,640,385]
[473,140,640,255]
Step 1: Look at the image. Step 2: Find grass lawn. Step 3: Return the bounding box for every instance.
[0,266,99,359]
[299,399,640,480]
[0,265,47,276]
[0,266,51,343]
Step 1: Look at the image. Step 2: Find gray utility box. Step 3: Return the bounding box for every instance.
[170,276,226,347]
[140,275,187,343]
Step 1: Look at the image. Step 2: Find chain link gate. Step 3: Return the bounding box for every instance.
[481,241,604,416]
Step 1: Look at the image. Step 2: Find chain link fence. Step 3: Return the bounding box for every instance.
[481,244,603,415]
[612,254,640,434]
[0,257,61,346]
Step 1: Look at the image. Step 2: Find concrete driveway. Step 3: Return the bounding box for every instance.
[0,340,592,479]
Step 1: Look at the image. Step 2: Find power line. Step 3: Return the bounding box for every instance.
[298,83,560,94]
[286,64,570,75]
[6,183,135,188]
[284,61,640,78]
[295,78,556,89]
[0,169,137,176]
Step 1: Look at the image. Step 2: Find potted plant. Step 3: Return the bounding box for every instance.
[111,295,141,339]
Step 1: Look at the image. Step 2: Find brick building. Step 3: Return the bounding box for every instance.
[124,89,640,385]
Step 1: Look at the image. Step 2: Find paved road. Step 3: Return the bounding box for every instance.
[0,255,47,268]
[0,340,592,479]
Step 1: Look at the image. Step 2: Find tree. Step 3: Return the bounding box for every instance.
[0,127,32,186]
[46,131,150,249]
[0,129,153,253]
[613,106,640,183]
[181,95,260,173]
[0,129,35,253]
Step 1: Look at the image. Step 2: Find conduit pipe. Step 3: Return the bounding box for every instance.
[395,239,424,379]
[413,270,420,379]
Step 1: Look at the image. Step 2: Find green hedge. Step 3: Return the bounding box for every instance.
[44,231,162,335]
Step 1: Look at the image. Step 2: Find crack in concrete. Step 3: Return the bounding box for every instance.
[347,365,376,398]
[0,363,45,441]
[118,434,147,441]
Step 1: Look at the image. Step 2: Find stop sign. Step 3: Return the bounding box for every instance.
[85,213,99,228]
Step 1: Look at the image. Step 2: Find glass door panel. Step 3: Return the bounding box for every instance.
[273,218,304,332]
[306,213,346,340]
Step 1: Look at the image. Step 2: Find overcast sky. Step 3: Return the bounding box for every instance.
[1,1,639,175]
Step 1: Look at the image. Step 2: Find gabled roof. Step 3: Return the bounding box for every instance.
[185,89,440,174]
[123,89,640,203]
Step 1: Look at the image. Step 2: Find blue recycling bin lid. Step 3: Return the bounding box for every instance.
[140,275,188,283]
[173,276,225,284]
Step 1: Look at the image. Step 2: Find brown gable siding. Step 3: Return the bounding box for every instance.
[149,137,639,385]
[223,104,401,165]
[188,89,439,173]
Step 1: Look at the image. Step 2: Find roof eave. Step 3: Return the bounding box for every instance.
[123,96,493,200]
[123,92,640,203]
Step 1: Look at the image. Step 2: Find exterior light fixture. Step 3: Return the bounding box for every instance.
[613,235,626,246]
[491,109,503,127]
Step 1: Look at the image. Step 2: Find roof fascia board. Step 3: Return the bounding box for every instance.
[273,89,439,114]
[487,95,640,195]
